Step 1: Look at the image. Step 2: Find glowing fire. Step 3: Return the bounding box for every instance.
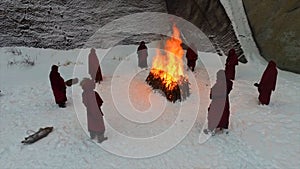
[150,24,186,90]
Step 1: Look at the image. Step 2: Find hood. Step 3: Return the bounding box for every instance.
[269,60,277,68]
[228,48,236,56]
[51,65,58,72]
[81,78,95,91]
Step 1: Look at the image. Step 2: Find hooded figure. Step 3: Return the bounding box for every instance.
[88,48,103,83]
[225,49,239,80]
[81,78,107,143]
[137,41,148,68]
[185,44,198,72]
[257,61,278,105]
[207,70,233,133]
[49,65,67,108]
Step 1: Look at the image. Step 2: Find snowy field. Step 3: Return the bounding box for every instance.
[0,44,299,169]
[1,0,300,169]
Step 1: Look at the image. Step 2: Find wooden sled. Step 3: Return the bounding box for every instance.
[65,78,79,87]
[21,127,53,144]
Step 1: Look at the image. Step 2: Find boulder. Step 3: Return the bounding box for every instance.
[243,0,300,73]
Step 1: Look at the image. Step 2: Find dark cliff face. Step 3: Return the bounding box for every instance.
[165,0,247,63]
[0,0,167,49]
[2,1,298,73]
[1,0,246,63]
[243,0,300,73]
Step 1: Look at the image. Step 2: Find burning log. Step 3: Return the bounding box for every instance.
[146,24,190,102]
[146,69,190,103]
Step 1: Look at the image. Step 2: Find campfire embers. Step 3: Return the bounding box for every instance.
[145,24,191,102]
[146,69,190,103]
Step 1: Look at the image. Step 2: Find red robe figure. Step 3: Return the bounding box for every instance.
[88,48,103,83]
[207,70,233,134]
[256,61,278,105]
[225,49,239,80]
[49,65,67,108]
[185,44,198,72]
[137,41,148,68]
[81,79,107,143]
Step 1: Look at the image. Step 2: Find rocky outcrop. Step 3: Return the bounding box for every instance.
[0,0,167,49]
[243,0,300,73]
[165,0,247,63]
[1,0,247,63]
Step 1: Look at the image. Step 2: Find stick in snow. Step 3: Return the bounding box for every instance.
[21,127,53,144]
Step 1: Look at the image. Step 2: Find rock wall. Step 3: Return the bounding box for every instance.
[1,0,248,63]
[243,0,300,73]
[0,0,167,49]
[165,0,247,63]
[2,0,299,73]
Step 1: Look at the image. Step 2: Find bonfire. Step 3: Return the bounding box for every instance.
[146,25,190,103]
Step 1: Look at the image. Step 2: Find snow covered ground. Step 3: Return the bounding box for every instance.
[0,43,299,169]
[1,0,300,169]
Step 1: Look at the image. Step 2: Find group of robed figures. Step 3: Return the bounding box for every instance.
[49,41,278,138]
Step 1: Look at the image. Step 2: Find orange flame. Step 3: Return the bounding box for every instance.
[150,24,186,90]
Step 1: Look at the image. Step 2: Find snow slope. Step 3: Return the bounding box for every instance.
[1,0,300,169]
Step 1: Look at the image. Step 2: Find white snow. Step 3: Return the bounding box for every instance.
[1,0,300,168]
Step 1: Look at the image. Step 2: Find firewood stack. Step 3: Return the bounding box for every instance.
[146,69,190,103]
